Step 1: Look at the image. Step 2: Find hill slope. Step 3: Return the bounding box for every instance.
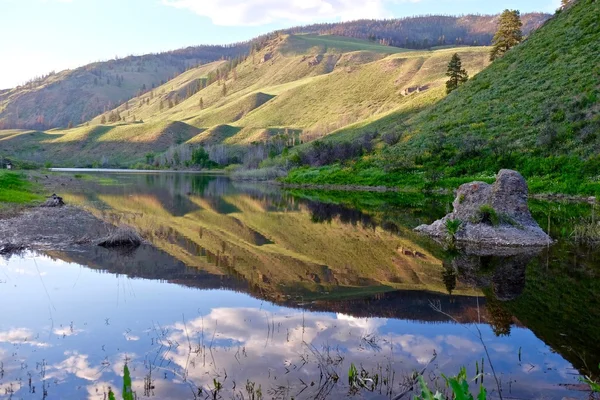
[0,45,249,130]
[0,13,549,132]
[0,35,492,167]
[285,0,600,195]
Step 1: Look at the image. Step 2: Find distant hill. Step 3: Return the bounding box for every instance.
[0,44,249,130]
[280,13,550,49]
[285,0,600,195]
[0,34,493,167]
[0,12,549,131]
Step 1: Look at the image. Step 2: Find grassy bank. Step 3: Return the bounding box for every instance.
[0,171,42,204]
[0,170,43,217]
[281,0,600,196]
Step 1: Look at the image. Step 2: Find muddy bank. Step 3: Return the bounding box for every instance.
[0,206,114,255]
[0,172,125,255]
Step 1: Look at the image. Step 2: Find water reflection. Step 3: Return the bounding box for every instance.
[0,252,583,399]
[0,172,598,399]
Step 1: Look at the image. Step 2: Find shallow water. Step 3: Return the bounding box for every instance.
[1,172,598,399]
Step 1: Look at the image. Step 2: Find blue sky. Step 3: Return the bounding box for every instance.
[0,0,560,89]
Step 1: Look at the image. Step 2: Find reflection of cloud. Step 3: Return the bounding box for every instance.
[54,326,84,337]
[86,381,121,400]
[0,328,49,347]
[52,352,101,381]
[158,307,494,396]
[123,332,140,341]
[444,335,481,352]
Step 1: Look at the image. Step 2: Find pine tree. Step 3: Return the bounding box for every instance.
[67,121,73,129]
[445,53,469,94]
[101,115,106,124]
[222,83,227,97]
[199,97,204,109]
[490,9,523,61]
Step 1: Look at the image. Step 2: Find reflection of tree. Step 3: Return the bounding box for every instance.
[442,264,457,295]
[485,290,513,337]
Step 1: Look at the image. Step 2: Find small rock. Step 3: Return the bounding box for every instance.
[40,194,65,207]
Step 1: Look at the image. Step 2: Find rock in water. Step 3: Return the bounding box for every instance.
[415,170,552,246]
[40,194,65,207]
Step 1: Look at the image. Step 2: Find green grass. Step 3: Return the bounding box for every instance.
[0,171,42,204]
[282,0,600,195]
[0,35,491,167]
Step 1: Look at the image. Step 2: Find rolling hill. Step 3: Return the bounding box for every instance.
[0,13,549,132]
[284,0,600,195]
[0,34,492,167]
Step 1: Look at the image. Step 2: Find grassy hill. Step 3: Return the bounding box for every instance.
[0,34,491,167]
[284,0,600,195]
[0,13,549,133]
[0,45,249,130]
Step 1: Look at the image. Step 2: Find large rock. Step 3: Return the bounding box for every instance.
[416,170,552,246]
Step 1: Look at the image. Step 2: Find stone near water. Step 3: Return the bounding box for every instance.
[40,193,65,207]
[415,169,552,246]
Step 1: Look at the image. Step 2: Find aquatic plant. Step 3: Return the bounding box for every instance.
[415,367,487,400]
[108,364,133,400]
[571,221,600,245]
[581,365,600,393]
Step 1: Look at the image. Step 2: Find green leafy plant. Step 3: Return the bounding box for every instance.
[445,219,463,237]
[348,363,377,393]
[107,364,133,400]
[580,364,600,393]
[414,367,487,400]
[478,205,499,226]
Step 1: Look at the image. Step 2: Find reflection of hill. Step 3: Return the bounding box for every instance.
[501,244,600,378]
[46,245,491,326]
[66,189,482,302]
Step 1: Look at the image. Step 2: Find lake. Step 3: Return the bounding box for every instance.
[1,172,599,399]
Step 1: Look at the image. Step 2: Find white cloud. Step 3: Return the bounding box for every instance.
[161,0,402,26]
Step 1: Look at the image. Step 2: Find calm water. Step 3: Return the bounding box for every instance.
[1,172,599,399]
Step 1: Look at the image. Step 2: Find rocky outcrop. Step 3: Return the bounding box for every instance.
[416,170,552,246]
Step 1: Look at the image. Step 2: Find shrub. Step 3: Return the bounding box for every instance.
[445,219,462,237]
[478,204,499,226]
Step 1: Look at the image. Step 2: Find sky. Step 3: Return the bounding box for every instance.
[0,0,561,89]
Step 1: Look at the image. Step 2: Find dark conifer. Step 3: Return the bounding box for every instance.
[490,10,523,61]
[445,53,469,94]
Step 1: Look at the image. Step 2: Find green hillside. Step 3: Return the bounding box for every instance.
[0,34,491,167]
[285,0,600,195]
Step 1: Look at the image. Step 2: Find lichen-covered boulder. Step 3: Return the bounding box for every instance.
[415,170,552,246]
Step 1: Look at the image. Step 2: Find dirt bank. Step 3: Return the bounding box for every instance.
[0,172,117,256]
[0,206,114,256]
